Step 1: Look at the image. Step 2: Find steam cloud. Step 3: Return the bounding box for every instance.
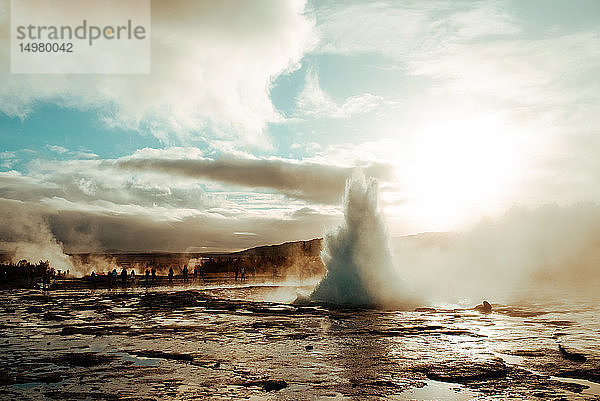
[394,203,600,304]
[310,171,416,308]
[0,203,75,274]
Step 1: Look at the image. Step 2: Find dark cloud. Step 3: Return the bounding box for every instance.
[0,198,339,253]
[115,156,393,204]
[49,210,336,253]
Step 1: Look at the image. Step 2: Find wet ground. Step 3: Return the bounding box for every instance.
[1,280,599,400]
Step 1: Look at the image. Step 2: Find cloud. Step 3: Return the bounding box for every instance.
[314,0,599,114]
[0,0,316,146]
[295,69,384,118]
[115,151,393,204]
[1,159,212,210]
[0,145,396,253]
[1,146,393,207]
[0,196,339,254]
[0,171,63,201]
[0,151,17,169]
[314,1,519,56]
[315,1,600,127]
[46,145,69,154]
[407,32,600,115]
[44,145,98,159]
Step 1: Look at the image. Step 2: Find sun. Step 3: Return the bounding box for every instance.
[401,114,524,230]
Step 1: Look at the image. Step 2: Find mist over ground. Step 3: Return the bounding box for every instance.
[393,203,600,304]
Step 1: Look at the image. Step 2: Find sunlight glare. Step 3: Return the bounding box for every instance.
[403,114,523,230]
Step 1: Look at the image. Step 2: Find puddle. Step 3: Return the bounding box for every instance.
[550,376,600,397]
[496,351,600,397]
[495,352,525,365]
[397,380,477,400]
[113,352,160,366]
[12,380,64,390]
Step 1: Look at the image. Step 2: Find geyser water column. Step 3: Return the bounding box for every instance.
[310,171,413,308]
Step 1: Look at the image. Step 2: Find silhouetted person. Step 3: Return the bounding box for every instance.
[42,269,50,290]
[183,265,188,283]
[112,269,118,287]
[91,271,96,290]
[151,267,156,285]
[168,267,174,284]
[107,271,113,289]
[145,269,150,286]
[130,270,135,286]
[121,268,127,287]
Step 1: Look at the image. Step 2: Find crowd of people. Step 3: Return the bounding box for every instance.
[0,259,55,289]
[0,258,261,291]
[88,263,203,290]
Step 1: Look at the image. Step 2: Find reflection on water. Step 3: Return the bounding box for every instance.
[551,376,600,398]
[398,380,476,400]
[0,281,599,400]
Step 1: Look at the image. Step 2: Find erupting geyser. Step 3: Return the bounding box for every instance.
[310,171,415,308]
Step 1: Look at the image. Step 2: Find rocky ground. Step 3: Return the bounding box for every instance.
[0,282,599,400]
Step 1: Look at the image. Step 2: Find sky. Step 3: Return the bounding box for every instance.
[1,0,600,253]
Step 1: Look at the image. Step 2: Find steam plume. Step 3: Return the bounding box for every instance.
[0,207,75,274]
[310,171,416,308]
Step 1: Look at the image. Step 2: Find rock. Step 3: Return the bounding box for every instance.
[0,372,64,385]
[474,301,492,314]
[134,350,194,362]
[25,306,43,314]
[261,379,288,391]
[43,352,114,367]
[35,373,64,384]
[61,326,103,335]
[558,344,587,362]
[414,307,436,312]
[413,359,509,383]
[138,291,200,309]
[242,379,288,392]
[369,380,399,388]
[305,345,313,351]
[43,312,66,321]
